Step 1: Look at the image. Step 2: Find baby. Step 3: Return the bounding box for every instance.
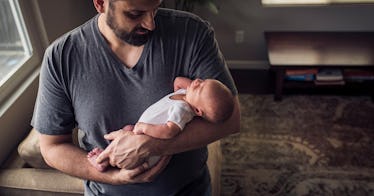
[87,77,234,171]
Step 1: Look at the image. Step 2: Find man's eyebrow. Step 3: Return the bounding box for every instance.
[126,3,161,13]
[124,9,146,13]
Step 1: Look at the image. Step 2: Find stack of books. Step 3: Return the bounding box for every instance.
[284,69,318,82]
[284,68,373,86]
[343,69,374,82]
[315,68,345,85]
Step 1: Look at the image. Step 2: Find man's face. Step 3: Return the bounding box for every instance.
[106,0,161,46]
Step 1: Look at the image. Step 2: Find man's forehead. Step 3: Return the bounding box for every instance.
[113,0,162,8]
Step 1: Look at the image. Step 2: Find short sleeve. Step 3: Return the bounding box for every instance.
[167,101,195,130]
[31,45,75,135]
[188,22,238,96]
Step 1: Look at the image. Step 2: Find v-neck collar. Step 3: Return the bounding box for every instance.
[93,15,151,73]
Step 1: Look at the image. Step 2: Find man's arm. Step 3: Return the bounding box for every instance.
[97,96,240,169]
[38,132,170,184]
[173,77,192,91]
[133,121,181,139]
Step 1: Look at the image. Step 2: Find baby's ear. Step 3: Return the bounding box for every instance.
[194,107,203,117]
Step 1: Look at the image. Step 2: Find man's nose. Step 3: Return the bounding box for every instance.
[141,12,155,31]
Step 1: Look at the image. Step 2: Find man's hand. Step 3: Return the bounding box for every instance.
[110,156,171,185]
[96,125,164,170]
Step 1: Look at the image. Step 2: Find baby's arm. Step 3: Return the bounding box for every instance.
[174,77,192,91]
[134,121,181,139]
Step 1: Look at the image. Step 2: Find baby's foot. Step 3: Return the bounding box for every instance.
[87,148,109,172]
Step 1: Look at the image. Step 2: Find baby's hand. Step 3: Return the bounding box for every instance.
[133,122,145,135]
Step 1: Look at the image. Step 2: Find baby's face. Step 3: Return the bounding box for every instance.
[186,79,231,123]
[185,79,205,107]
[185,79,215,115]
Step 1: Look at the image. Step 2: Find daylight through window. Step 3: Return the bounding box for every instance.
[0,0,31,86]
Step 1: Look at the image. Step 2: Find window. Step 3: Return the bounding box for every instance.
[0,0,31,86]
[262,0,374,6]
[0,0,48,109]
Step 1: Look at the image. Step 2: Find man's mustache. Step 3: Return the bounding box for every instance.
[134,27,151,34]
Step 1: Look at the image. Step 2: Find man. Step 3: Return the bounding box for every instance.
[32,0,240,195]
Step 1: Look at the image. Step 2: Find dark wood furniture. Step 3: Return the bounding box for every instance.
[265,32,374,101]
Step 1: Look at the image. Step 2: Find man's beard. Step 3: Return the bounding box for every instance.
[106,5,152,46]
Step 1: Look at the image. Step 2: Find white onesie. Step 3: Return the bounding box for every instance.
[138,89,195,166]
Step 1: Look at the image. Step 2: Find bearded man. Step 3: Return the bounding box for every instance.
[32,0,240,195]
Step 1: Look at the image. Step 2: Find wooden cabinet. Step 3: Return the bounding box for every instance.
[265,32,374,101]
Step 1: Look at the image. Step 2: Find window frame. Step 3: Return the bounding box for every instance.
[0,0,48,113]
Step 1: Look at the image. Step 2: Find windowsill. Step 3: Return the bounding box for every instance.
[0,59,40,117]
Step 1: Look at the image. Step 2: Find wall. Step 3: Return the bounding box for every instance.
[32,0,374,68]
[194,1,374,68]
[37,0,97,42]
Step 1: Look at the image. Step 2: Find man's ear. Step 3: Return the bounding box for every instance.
[93,0,105,13]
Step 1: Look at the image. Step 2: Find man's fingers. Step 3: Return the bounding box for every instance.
[151,156,171,175]
[121,157,147,170]
[142,156,171,182]
[127,162,149,179]
[153,156,170,180]
[96,148,110,164]
[153,156,171,171]
[104,130,122,141]
[104,125,134,140]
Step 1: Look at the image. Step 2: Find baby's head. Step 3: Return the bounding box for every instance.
[185,78,234,123]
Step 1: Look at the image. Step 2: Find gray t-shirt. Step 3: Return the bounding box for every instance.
[32,8,237,195]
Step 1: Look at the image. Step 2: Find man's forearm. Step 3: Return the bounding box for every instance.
[39,134,116,184]
[157,96,240,155]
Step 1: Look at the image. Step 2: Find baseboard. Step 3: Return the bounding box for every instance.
[226,60,270,70]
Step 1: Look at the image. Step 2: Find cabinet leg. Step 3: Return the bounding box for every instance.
[370,81,374,102]
[274,69,285,101]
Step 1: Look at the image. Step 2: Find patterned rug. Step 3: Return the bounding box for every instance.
[221,94,374,196]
